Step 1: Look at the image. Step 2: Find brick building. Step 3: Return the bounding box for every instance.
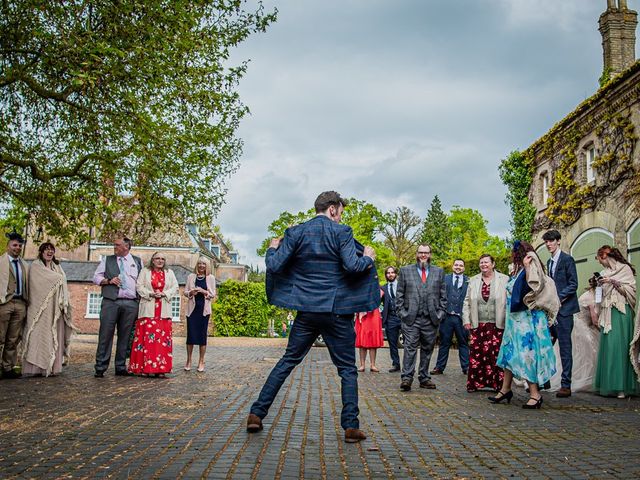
[527,0,640,292]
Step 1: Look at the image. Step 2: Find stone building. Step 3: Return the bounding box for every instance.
[527,0,640,292]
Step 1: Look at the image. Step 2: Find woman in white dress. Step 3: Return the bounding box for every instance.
[549,276,600,392]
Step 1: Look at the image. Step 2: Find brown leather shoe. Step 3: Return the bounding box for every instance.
[400,380,412,391]
[556,387,572,398]
[246,413,263,432]
[419,380,437,389]
[430,368,444,375]
[344,428,367,443]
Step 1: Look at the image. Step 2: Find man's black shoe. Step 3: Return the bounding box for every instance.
[388,366,400,373]
[94,371,105,378]
[400,380,412,391]
[3,369,21,379]
[115,370,132,376]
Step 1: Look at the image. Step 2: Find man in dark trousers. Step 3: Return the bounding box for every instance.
[431,259,469,375]
[396,244,447,392]
[381,266,401,372]
[93,237,142,377]
[543,229,579,398]
[247,191,378,443]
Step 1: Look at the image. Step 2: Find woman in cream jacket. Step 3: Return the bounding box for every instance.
[463,254,509,393]
[128,253,179,376]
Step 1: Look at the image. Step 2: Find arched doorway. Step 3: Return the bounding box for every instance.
[627,218,640,290]
[535,243,551,267]
[571,228,614,294]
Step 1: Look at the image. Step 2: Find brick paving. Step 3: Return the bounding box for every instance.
[1,335,639,479]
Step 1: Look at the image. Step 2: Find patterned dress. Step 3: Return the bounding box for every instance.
[467,280,504,392]
[496,271,556,385]
[128,269,173,374]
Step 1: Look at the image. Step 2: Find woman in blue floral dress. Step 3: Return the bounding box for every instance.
[490,241,557,409]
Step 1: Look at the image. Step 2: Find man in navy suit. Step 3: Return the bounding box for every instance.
[430,259,469,375]
[247,191,378,443]
[381,266,401,372]
[543,229,579,398]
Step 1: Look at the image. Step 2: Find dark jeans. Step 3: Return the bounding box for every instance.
[434,314,469,372]
[95,298,139,373]
[550,312,574,388]
[386,315,401,369]
[251,311,359,430]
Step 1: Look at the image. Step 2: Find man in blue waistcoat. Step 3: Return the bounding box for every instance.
[247,191,378,443]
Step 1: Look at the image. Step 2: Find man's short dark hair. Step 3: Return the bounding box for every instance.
[453,258,465,265]
[5,232,24,244]
[385,266,398,275]
[314,191,348,213]
[542,229,561,242]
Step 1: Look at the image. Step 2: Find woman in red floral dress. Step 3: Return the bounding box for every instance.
[129,253,179,377]
[355,289,385,372]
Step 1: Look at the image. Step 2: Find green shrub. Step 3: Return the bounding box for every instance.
[211,280,288,337]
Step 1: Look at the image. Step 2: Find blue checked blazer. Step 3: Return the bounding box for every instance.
[265,215,379,314]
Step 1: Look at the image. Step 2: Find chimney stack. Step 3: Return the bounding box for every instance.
[599,0,638,77]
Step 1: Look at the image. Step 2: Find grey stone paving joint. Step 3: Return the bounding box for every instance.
[0,338,639,479]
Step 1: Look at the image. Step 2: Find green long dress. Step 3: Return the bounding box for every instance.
[593,305,640,397]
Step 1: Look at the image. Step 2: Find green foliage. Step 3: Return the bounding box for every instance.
[498,150,536,241]
[212,280,287,337]
[599,67,612,89]
[341,198,384,245]
[0,201,28,241]
[1,1,277,247]
[420,195,451,265]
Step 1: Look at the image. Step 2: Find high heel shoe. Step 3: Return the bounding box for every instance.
[488,390,513,404]
[522,396,543,409]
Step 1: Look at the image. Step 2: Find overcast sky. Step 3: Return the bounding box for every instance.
[216,0,634,268]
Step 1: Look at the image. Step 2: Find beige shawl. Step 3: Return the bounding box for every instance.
[597,258,636,334]
[20,260,76,376]
[630,308,640,381]
[523,251,561,325]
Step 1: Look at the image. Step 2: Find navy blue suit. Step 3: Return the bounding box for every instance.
[381,282,401,369]
[252,215,378,430]
[433,273,469,372]
[547,251,579,389]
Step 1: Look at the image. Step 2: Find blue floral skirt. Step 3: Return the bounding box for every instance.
[497,309,556,385]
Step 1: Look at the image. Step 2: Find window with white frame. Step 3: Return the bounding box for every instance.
[86,292,102,318]
[171,295,181,322]
[586,145,596,183]
[541,173,549,206]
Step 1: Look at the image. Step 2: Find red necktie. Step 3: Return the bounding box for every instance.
[421,266,426,283]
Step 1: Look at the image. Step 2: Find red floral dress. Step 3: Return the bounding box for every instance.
[128,269,173,374]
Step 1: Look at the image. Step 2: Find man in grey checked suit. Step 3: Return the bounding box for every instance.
[396,244,447,391]
[248,191,378,443]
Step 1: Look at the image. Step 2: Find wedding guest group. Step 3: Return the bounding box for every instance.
[0,233,28,379]
[248,191,378,444]
[430,259,469,376]
[184,256,216,373]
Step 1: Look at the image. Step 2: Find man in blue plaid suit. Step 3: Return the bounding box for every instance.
[247,191,378,443]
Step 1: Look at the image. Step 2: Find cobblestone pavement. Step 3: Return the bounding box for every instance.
[1,335,639,479]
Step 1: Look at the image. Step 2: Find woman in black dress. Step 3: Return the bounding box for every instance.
[184,257,216,372]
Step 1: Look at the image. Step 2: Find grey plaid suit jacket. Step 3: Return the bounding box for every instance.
[395,263,447,326]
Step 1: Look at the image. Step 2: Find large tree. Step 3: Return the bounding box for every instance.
[1,1,276,246]
[380,206,421,267]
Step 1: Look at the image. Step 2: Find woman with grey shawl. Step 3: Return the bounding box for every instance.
[20,242,75,377]
[593,245,639,398]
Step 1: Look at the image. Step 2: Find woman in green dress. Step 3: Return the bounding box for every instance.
[593,245,639,398]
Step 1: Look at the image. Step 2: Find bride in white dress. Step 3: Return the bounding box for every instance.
[549,278,600,392]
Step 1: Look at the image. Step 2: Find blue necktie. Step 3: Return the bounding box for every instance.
[12,259,21,297]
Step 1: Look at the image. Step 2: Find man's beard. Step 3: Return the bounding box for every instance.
[418,259,429,268]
